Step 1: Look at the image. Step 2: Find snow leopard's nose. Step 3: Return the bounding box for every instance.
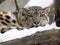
[34,22,39,25]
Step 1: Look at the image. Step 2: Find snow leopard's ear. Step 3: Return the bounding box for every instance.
[18,8,28,16]
[44,7,50,14]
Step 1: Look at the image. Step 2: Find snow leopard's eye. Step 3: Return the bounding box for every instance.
[41,11,44,14]
[28,12,31,14]
[27,13,33,17]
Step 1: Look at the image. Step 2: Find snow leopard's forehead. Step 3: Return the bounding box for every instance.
[25,6,47,18]
[27,6,42,10]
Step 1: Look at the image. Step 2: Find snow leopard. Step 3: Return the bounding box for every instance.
[0,6,50,34]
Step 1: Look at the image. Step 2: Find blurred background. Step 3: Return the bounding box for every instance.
[0,0,29,12]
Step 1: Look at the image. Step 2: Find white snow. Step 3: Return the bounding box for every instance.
[0,22,60,42]
[0,0,60,42]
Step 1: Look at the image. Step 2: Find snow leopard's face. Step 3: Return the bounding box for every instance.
[18,6,50,28]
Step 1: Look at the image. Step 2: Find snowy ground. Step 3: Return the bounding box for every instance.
[0,0,60,42]
[0,22,60,42]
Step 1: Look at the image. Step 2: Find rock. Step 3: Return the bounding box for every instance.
[48,4,55,24]
[0,29,60,45]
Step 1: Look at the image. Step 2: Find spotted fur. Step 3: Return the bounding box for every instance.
[0,6,50,34]
[0,11,23,33]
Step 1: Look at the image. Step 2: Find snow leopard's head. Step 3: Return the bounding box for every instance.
[17,6,50,28]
